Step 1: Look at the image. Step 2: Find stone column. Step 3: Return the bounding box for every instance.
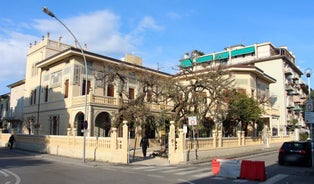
[72,128,77,146]
[241,131,245,146]
[122,121,128,164]
[169,121,176,164]
[67,128,72,136]
[213,130,217,148]
[218,130,222,148]
[111,127,117,150]
[237,130,241,145]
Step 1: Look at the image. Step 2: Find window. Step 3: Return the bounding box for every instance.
[30,89,37,105]
[31,63,37,77]
[51,71,62,87]
[50,115,59,135]
[107,84,114,97]
[64,80,69,98]
[147,90,153,102]
[33,89,37,104]
[45,86,49,102]
[129,88,135,99]
[73,65,81,84]
[82,80,91,95]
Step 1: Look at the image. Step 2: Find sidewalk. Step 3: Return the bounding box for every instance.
[1,143,282,167]
[128,143,282,166]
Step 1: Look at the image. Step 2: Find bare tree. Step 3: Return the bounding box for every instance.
[167,64,235,136]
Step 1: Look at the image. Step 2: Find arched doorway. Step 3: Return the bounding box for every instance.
[95,112,111,137]
[75,112,84,136]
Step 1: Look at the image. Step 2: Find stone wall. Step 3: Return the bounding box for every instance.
[0,121,129,164]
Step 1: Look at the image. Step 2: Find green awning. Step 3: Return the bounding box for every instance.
[231,46,255,57]
[180,59,192,67]
[196,55,213,63]
[214,51,229,60]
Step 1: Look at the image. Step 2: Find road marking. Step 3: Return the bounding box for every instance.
[177,179,195,184]
[192,172,214,178]
[146,166,175,172]
[0,169,9,177]
[175,167,210,175]
[161,167,197,173]
[258,174,288,184]
[147,174,163,178]
[1,169,21,184]
[132,166,155,170]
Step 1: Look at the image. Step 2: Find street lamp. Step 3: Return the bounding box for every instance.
[305,68,312,98]
[305,68,314,168]
[305,68,312,140]
[42,7,88,163]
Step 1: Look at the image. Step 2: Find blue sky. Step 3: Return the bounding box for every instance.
[1,0,314,94]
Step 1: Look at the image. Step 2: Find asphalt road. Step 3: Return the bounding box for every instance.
[1,147,314,184]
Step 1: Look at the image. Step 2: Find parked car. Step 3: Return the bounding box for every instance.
[278,141,312,167]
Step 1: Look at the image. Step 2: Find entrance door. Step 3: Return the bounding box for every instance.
[75,112,85,136]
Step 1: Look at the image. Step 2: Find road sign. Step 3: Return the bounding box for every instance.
[305,99,314,124]
[188,116,197,126]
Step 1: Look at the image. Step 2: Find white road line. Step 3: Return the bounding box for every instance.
[175,167,210,175]
[176,179,195,184]
[1,169,21,184]
[0,169,9,177]
[258,174,288,184]
[146,166,176,172]
[132,166,155,170]
[147,174,163,178]
[160,167,197,173]
[192,172,214,178]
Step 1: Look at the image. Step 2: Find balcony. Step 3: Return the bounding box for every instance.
[285,84,293,91]
[293,105,302,111]
[286,102,295,109]
[264,107,280,116]
[69,94,173,111]
[288,89,300,96]
[285,68,292,75]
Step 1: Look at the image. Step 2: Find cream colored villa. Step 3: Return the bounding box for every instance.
[2,34,308,138]
[23,33,172,136]
[180,43,307,136]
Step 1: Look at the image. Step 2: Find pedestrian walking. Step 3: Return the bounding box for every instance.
[8,134,16,149]
[140,135,149,158]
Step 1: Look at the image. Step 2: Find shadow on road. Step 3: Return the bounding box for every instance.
[0,147,52,169]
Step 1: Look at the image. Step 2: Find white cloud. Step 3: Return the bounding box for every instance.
[166,12,182,20]
[138,16,164,31]
[0,9,165,94]
[0,31,36,91]
[34,10,136,57]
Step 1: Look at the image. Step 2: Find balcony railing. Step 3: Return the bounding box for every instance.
[70,94,173,111]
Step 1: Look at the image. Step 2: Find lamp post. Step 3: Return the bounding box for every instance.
[304,68,313,139]
[42,7,88,163]
[305,68,314,168]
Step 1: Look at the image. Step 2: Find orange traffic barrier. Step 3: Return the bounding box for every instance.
[240,160,266,181]
[212,158,220,175]
[255,161,266,181]
[239,160,251,179]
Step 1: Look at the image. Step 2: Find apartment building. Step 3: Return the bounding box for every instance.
[23,34,172,136]
[180,42,307,136]
[0,93,10,130]
[4,80,25,133]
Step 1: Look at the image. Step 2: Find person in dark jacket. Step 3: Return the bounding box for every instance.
[140,135,149,158]
[8,134,16,149]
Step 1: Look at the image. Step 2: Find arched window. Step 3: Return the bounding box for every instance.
[107,84,114,97]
